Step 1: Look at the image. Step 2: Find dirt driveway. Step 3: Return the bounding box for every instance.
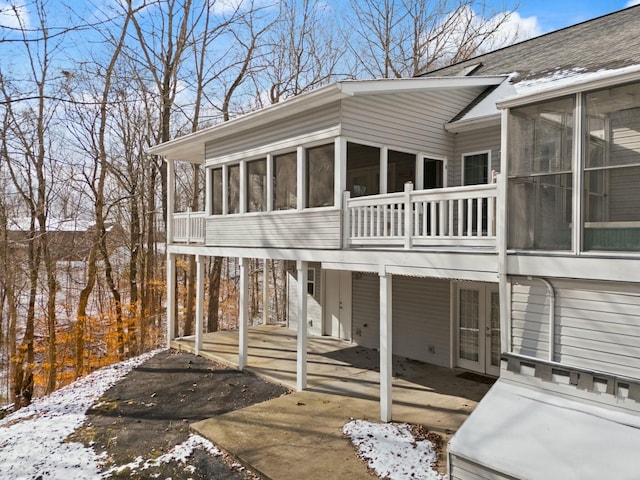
[70,349,289,479]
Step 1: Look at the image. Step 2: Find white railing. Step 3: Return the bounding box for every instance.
[344,182,498,248]
[172,210,206,244]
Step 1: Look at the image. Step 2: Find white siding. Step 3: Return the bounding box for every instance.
[450,455,517,480]
[351,274,451,366]
[510,280,550,360]
[510,278,640,379]
[340,89,484,156]
[451,126,502,187]
[204,102,341,161]
[352,273,379,348]
[609,167,640,221]
[205,210,341,249]
[287,262,323,336]
[393,276,451,366]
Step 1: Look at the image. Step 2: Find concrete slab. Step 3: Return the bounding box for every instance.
[175,325,493,478]
[193,391,380,480]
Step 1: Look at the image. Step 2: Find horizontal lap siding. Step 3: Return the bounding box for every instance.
[510,281,550,359]
[553,282,640,378]
[352,273,380,349]
[205,210,341,249]
[609,167,640,221]
[450,455,518,480]
[352,274,451,366]
[451,126,501,187]
[340,89,483,155]
[510,278,640,378]
[287,262,323,336]
[204,103,341,160]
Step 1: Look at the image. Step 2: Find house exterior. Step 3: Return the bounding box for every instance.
[150,6,640,479]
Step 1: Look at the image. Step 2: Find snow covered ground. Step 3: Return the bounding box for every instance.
[344,419,446,480]
[0,349,228,480]
[0,350,445,480]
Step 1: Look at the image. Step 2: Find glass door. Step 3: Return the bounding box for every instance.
[457,283,500,376]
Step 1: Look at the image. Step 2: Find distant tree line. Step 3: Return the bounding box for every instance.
[0,0,524,409]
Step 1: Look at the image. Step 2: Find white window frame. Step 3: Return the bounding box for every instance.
[462,150,492,186]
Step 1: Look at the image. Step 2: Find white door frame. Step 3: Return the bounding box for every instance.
[454,282,500,376]
[323,270,352,341]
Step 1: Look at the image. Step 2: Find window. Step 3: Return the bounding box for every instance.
[247,158,266,212]
[306,143,334,207]
[463,152,489,186]
[211,168,222,215]
[307,268,315,296]
[387,150,415,193]
[423,158,444,189]
[227,164,240,214]
[508,97,574,250]
[464,152,490,234]
[583,82,640,251]
[346,142,380,197]
[274,151,297,210]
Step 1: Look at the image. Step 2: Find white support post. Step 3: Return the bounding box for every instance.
[297,146,305,211]
[263,259,269,325]
[166,253,176,347]
[195,255,205,354]
[205,167,212,216]
[335,137,346,208]
[167,159,175,244]
[380,146,388,194]
[266,154,274,213]
[296,260,308,391]
[379,268,393,422]
[498,108,510,356]
[239,257,249,370]
[239,161,247,214]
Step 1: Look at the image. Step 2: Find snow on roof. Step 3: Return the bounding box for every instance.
[504,63,640,105]
[448,378,640,480]
[447,64,640,130]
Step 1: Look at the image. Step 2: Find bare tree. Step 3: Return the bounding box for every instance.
[254,0,346,106]
[347,0,519,78]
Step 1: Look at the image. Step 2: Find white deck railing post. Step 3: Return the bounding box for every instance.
[403,182,413,249]
[186,209,192,244]
[343,191,351,248]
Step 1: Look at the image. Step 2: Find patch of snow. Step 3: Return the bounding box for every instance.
[0,349,162,480]
[104,434,224,475]
[343,419,446,480]
[512,64,640,98]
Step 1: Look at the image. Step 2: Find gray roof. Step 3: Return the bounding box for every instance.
[420,5,640,83]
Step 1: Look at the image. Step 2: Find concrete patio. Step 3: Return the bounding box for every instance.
[172,325,494,479]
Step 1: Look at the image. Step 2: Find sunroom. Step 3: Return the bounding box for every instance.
[158,77,508,253]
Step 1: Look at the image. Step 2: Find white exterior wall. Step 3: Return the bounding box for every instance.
[352,273,451,367]
[204,103,341,162]
[510,280,550,361]
[449,455,518,480]
[451,125,502,187]
[287,262,323,336]
[341,88,484,156]
[510,278,640,379]
[205,210,341,249]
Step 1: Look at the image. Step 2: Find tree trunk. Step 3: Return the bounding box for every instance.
[207,257,223,332]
